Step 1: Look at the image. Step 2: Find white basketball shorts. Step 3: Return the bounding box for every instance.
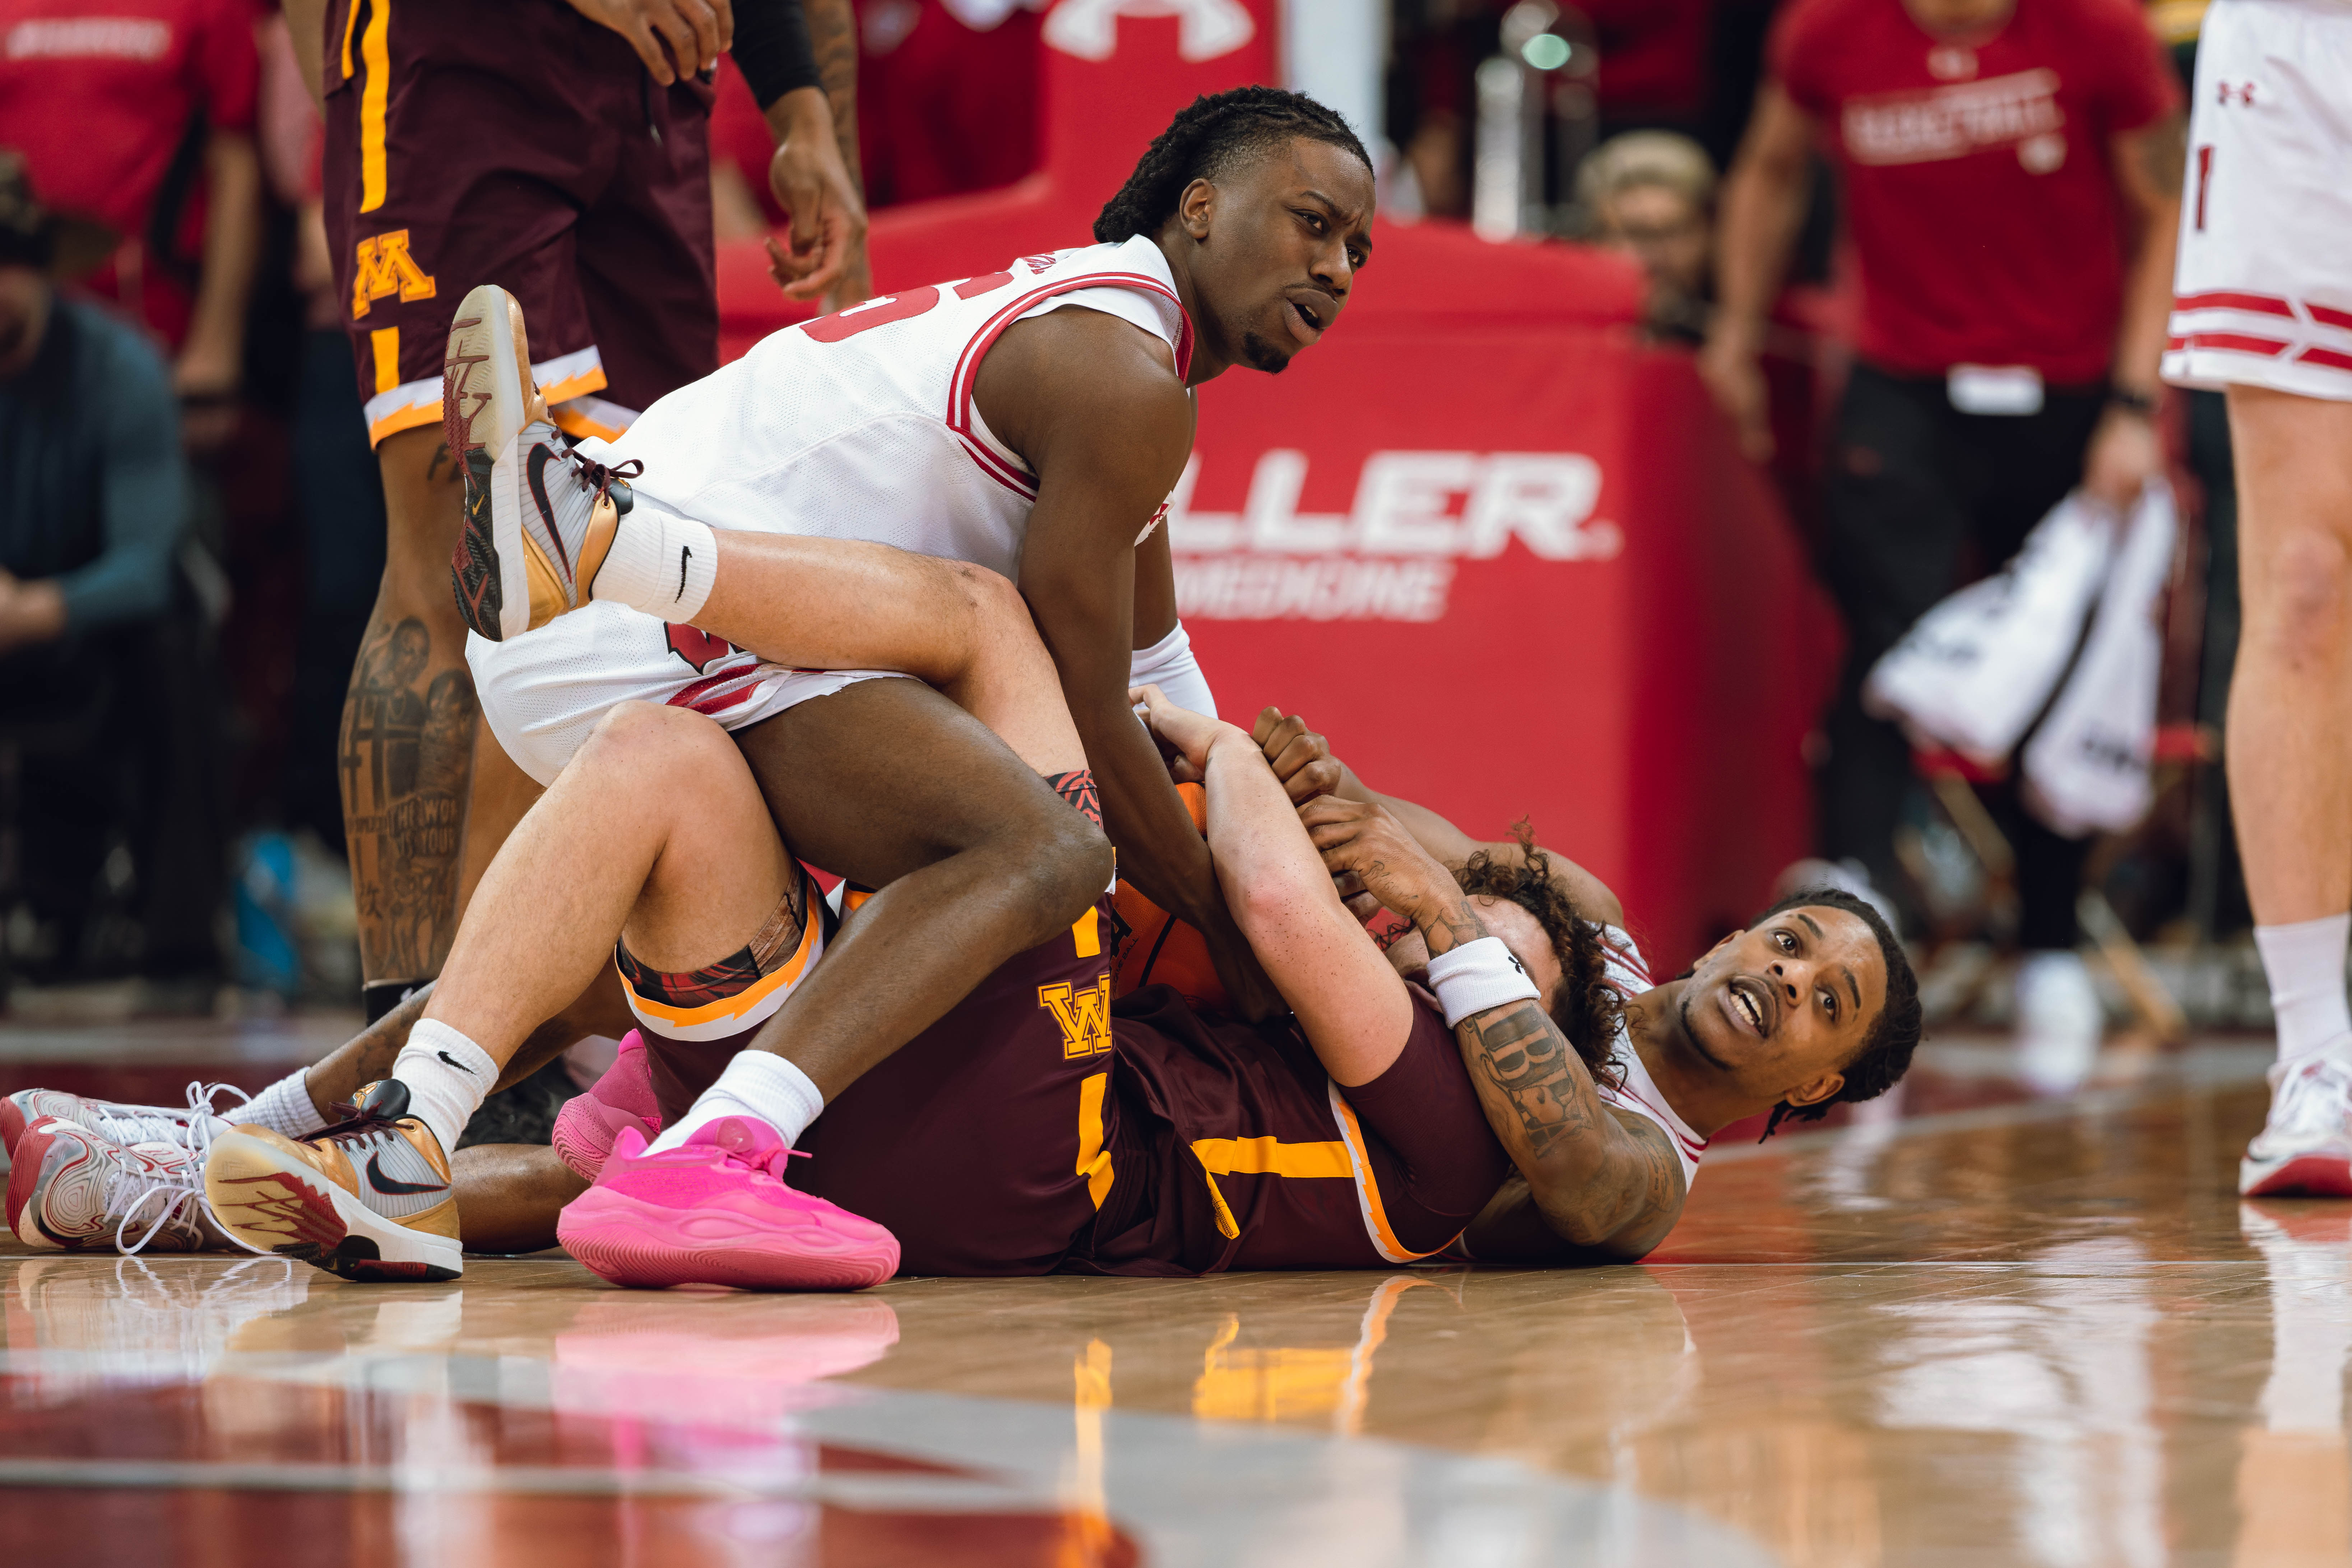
[2162,0,2352,402]
[468,599,908,787]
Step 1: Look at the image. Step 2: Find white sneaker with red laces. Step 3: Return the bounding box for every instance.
[2242,1054,2352,1197]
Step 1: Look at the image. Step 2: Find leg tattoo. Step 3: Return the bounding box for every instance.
[340,616,478,981]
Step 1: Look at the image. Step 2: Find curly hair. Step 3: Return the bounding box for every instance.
[1748,887,1923,1140]
[1453,823,1628,1092]
[1094,85,1372,245]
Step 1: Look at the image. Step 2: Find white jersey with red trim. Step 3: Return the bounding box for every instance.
[465,235,1193,785]
[1591,927,1708,1189]
[590,233,1192,577]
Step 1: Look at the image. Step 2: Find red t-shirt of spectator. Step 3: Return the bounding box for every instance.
[0,0,261,352]
[1771,0,2178,384]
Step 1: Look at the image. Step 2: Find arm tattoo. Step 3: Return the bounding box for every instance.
[1470,1002,1590,1156]
[805,0,861,185]
[307,983,435,1108]
[1406,886,1489,955]
[1455,1004,1686,1252]
[1604,1113,1689,1256]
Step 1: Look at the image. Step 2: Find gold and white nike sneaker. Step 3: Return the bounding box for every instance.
[444,283,632,641]
[204,1080,463,1282]
[441,282,547,464]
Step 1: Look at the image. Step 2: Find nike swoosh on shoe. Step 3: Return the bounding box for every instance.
[366,1153,450,1197]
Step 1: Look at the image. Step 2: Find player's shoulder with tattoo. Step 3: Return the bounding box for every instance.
[1605,1107,1688,1257]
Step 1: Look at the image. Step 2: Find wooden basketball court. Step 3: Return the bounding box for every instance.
[3,1021,2337,1565]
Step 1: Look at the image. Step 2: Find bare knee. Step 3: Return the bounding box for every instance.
[2250,529,2352,665]
[993,802,1114,942]
[576,701,732,783]
[948,559,1024,616]
[944,562,1037,655]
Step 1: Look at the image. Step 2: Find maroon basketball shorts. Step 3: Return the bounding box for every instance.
[321,0,719,450]
[1076,989,1512,1276]
[642,900,1125,1277]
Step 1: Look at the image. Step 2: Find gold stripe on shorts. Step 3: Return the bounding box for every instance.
[1077,1073,1114,1210]
[1189,1135,1353,1241]
[358,0,393,212]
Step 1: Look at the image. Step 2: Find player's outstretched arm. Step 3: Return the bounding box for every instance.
[1252,708,1624,928]
[1133,686,1412,1083]
[981,308,1283,1019]
[1302,796,1685,1258]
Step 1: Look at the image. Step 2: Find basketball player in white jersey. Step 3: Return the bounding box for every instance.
[2160,0,2352,1196]
[455,82,1373,1035]
[433,84,1371,1154]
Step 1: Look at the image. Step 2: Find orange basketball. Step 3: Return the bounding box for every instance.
[1110,783,1232,1014]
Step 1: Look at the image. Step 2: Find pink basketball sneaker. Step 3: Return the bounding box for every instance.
[556,1117,899,1291]
[551,1031,664,1183]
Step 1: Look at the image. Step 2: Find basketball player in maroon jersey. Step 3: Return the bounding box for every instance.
[168,654,1912,1276]
[483,685,1916,1273]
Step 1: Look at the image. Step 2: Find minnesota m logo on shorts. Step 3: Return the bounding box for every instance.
[1039,976,1113,1059]
[352,229,437,319]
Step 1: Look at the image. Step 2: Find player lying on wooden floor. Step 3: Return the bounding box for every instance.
[7,533,1920,1279]
[6,697,1917,1277]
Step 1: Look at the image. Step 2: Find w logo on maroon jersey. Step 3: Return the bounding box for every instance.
[665,623,738,672]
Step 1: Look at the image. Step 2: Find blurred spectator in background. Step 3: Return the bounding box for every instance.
[1581,129,1714,343]
[1580,0,1713,139]
[1701,0,2183,1085]
[254,9,375,859]
[0,153,223,995]
[0,0,263,451]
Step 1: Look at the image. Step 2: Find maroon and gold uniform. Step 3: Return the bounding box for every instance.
[636,900,1512,1277]
[1078,986,1508,1275]
[320,0,717,447]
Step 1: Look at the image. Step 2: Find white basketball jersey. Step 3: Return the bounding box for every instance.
[1591,929,1708,1190]
[467,236,1196,787]
[599,233,1194,581]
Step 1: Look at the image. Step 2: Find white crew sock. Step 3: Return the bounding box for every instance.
[242,1069,329,1140]
[391,1019,500,1153]
[644,1050,825,1155]
[2255,913,2352,1066]
[589,496,718,622]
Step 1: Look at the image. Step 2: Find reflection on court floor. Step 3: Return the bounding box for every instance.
[3,1041,2346,1566]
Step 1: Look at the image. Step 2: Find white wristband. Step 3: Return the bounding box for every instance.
[1424,936,1542,1027]
[1128,621,1217,720]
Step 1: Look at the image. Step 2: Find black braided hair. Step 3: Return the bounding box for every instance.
[1750,887,1922,1140]
[1094,86,1372,245]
